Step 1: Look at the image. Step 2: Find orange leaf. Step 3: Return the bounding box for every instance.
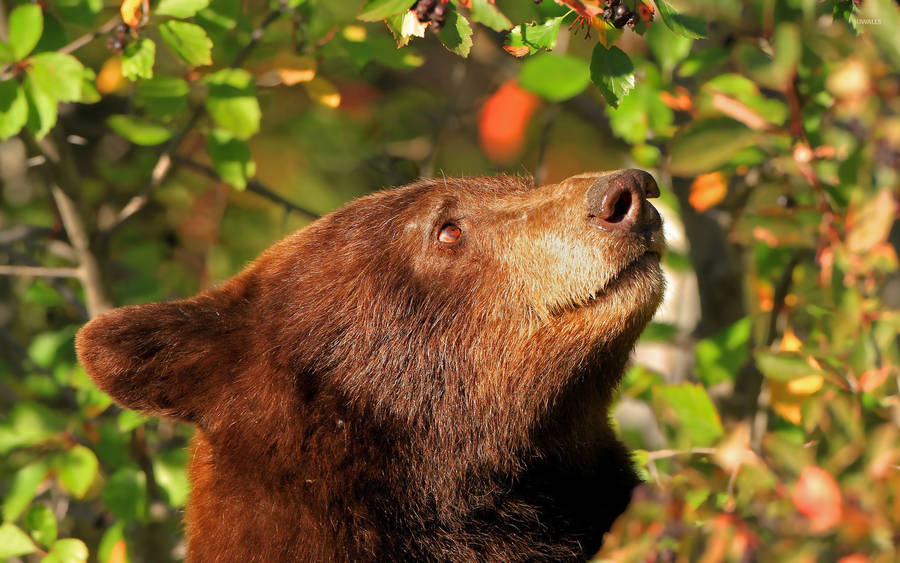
[302,77,340,108]
[859,367,890,392]
[478,80,539,163]
[688,172,727,211]
[96,57,127,95]
[120,0,144,27]
[793,466,842,531]
[503,45,530,57]
[108,540,128,563]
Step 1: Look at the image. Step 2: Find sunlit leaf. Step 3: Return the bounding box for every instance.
[108,115,172,145]
[0,80,28,140]
[358,0,412,22]
[0,523,37,559]
[437,5,473,57]
[204,68,261,139]
[470,0,511,31]
[207,129,256,190]
[8,4,43,60]
[519,54,590,102]
[155,0,211,19]
[159,20,213,66]
[57,445,100,498]
[590,44,635,108]
[654,383,724,447]
[121,38,155,81]
[654,0,706,39]
[504,16,563,57]
[24,504,58,547]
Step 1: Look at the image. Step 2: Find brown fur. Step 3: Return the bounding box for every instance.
[77,172,665,561]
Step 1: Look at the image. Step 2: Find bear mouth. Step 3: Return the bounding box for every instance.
[588,250,662,303]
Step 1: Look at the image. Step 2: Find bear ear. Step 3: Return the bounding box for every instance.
[76,290,245,424]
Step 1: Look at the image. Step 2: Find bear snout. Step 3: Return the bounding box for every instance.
[587,168,662,234]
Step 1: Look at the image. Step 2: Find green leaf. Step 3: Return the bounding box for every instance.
[121,38,155,81]
[519,53,591,102]
[159,20,213,66]
[755,351,822,382]
[153,449,189,506]
[2,461,48,521]
[589,44,635,108]
[654,383,724,447]
[207,129,256,190]
[608,65,672,144]
[117,409,148,432]
[0,523,37,559]
[646,13,693,75]
[24,504,57,547]
[136,75,189,120]
[0,41,14,63]
[97,523,127,563]
[470,0,512,31]
[654,0,706,39]
[8,4,43,60]
[103,467,148,522]
[437,6,473,58]
[155,0,211,18]
[668,118,761,176]
[29,52,84,103]
[204,68,261,140]
[0,80,28,140]
[505,16,563,56]
[43,538,88,563]
[57,445,99,498]
[641,322,678,342]
[694,317,752,386]
[358,0,411,22]
[108,115,173,145]
[6,401,66,448]
[80,67,101,104]
[678,46,729,77]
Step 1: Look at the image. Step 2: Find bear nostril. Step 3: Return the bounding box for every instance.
[606,190,633,224]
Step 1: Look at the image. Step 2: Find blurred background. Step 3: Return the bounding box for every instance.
[0,0,898,561]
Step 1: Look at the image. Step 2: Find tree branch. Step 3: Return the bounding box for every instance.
[22,132,114,317]
[173,156,320,220]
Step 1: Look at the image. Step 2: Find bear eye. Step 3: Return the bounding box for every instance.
[438,223,462,245]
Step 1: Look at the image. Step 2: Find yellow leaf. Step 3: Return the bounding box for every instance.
[303,77,340,108]
[847,189,897,253]
[120,0,144,27]
[786,374,824,395]
[276,56,316,86]
[689,172,727,212]
[96,57,127,95]
[779,327,803,352]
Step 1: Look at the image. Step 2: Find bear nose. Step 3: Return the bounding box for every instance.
[588,169,661,233]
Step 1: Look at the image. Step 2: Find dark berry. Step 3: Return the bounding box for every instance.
[615,4,628,17]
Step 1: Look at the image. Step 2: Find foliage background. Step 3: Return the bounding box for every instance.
[0,0,898,561]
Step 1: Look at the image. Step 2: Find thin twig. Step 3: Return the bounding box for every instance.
[59,16,121,55]
[645,447,717,461]
[22,132,114,317]
[0,265,81,277]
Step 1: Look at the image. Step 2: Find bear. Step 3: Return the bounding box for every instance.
[76,169,665,562]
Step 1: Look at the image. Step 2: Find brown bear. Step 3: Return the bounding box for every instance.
[76,169,665,562]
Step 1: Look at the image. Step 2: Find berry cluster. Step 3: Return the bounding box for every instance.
[106,23,131,53]
[412,0,448,31]
[602,0,650,29]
